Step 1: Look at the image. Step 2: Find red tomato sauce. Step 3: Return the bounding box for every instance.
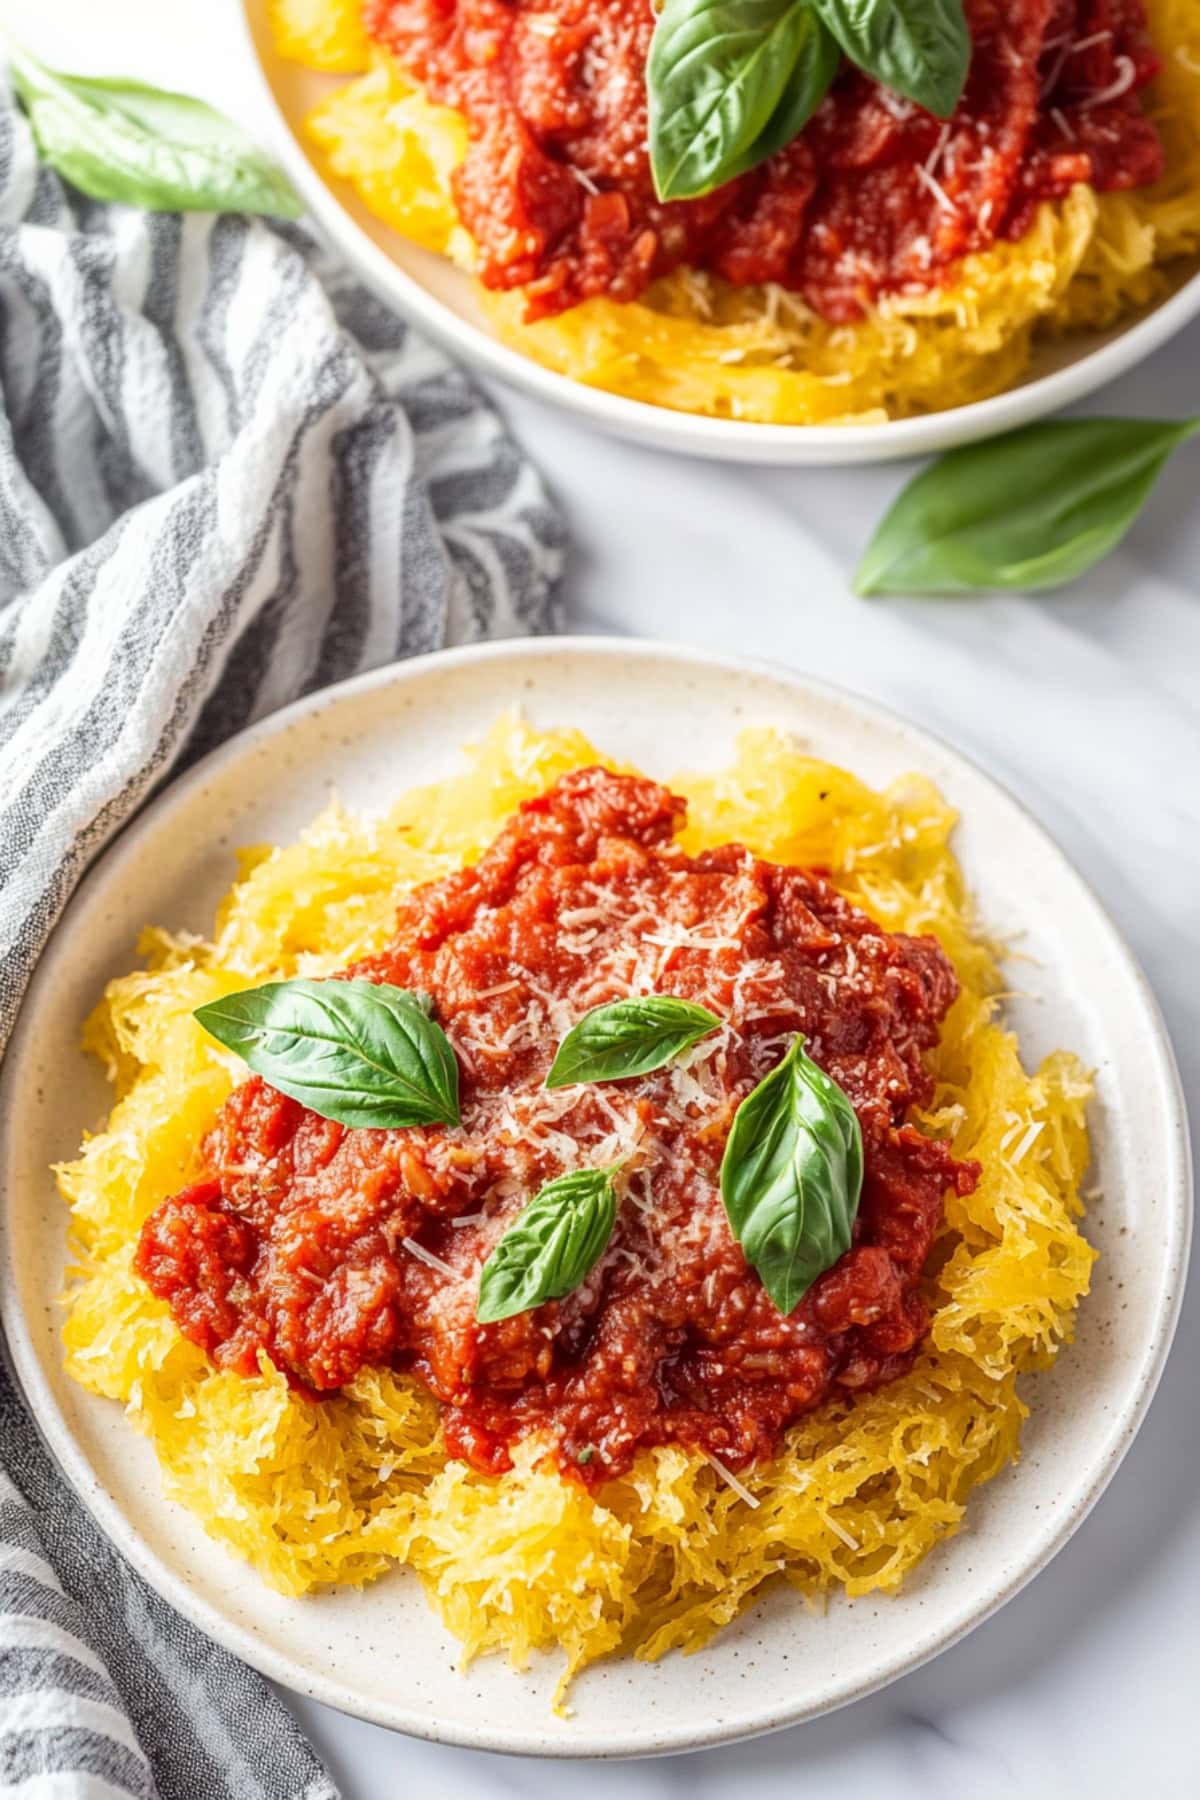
[137,770,979,1484]
[363,0,1163,322]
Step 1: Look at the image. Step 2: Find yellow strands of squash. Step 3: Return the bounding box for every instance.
[272,0,1200,425]
[268,0,371,70]
[59,715,1094,1700]
[305,53,474,264]
[486,189,1096,427]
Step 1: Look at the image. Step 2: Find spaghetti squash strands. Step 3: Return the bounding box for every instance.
[273,0,1200,426]
[58,716,1094,1697]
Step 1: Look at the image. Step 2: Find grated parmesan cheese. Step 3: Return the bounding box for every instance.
[914,164,959,216]
[1080,54,1138,107]
[704,1451,761,1509]
[1008,1119,1047,1165]
[820,1510,862,1553]
[401,1236,458,1278]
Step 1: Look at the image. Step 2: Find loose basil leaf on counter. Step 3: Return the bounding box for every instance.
[194,978,460,1129]
[812,0,970,118]
[855,416,1200,596]
[9,46,301,216]
[720,1035,862,1315]
[476,1166,621,1324]
[545,996,721,1087]
[649,0,839,201]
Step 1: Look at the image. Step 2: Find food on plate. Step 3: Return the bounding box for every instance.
[270,0,1200,424]
[59,716,1094,1698]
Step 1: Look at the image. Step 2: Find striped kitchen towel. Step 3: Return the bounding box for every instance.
[0,70,562,1800]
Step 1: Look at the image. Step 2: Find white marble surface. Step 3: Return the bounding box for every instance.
[8,1,1200,1792]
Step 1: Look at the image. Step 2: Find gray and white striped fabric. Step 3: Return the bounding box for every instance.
[0,70,562,1800]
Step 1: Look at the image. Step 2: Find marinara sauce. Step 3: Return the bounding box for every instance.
[137,769,979,1485]
[363,0,1164,321]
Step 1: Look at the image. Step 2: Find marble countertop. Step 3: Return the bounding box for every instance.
[8,2,1199,1792]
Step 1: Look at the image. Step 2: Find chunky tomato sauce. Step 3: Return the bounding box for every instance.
[137,770,979,1484]
[363,0,1163,322]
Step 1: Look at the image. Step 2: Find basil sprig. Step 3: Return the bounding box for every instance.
[812,0,970,119]
[720,1035,862,1314]
[856,417,1200,596]
[647,0,972,201]
[10,46,301,217]
[194,978,460,1129]
[476,1166,621,1324]
[546,996,721,1088]
[649,0,840,201]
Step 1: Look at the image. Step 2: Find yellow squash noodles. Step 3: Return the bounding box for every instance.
[60,718,1094,1699]
[271,0,1200,425]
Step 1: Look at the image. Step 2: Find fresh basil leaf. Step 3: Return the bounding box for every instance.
[476,1166,621,1324]
[546,996,721,1088]
[720,1035,862,1314]
[194,978,460,1129]
[812,0,970,118]
[856,417,1200,596]
[649,0,839,202]
[744,13,841,166]
[9,46,301,217]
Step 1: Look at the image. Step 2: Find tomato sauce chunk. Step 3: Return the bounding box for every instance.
[363,0,1163,322]
[137,769,979,1483]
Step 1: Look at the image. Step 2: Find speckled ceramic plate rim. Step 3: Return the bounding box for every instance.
[0,638,1191,1758]
[234,0,1200,467]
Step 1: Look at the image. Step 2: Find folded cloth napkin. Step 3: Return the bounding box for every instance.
[0,74,563,1799]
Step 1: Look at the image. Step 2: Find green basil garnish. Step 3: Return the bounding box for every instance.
[741,13,842,167]
[855,417,1200,597]
[720,1035,862,1314]
[647,0,973,202]
[545,996,721,1088]
[812,0,970,119]
[648,0,840,201]
[9,46,301,217]
[476,1166,621,1324]
[194,978,460,1129]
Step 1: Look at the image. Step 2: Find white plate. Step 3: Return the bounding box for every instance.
[0,640,1191,1757]
[234,0,1200,466]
